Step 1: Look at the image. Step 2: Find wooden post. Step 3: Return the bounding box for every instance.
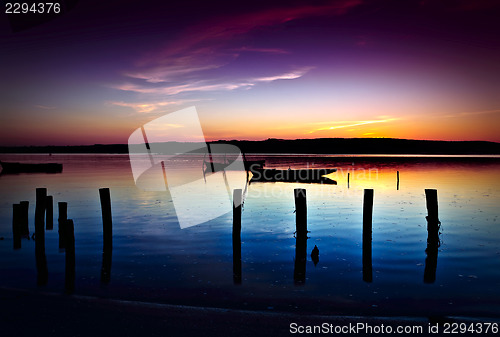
[294,188,307,237]
[35,188,47,249]
[46,195,53,230]
[12,204,21,249]
[363,189,374,229]
[233,189,242,233]
[425,189,438,221]
[233,189,242,284]
[20,201,29,237]
[64,219,75,294]
[35,188,48,286]
[362,189,373,282]
[347,172,350,188]
[424,189,440,283]
[58,202,68,249]
[99,188,112,251]
[397,171,400,190]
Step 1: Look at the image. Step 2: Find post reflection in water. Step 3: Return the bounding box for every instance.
[101,247,112,285]
[65,219,75,294]
[424,217,440,284]
[362,226,373,283]
[232,189,242,284]
[293,234,307,285]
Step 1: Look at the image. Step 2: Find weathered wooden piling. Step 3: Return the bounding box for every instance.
[424,189,440,283]
[425,189,438,221]
[99,188,112,250]
[397,171,400,190]
[12,204,22,249]
[35,188,47,249]
[347,172,350,188]
[20,201,29,237]
[58,202,68,249]
[34,188,48,285]
[363,189,374,229]
[233,189,242,232]
[46,195,53,230]
[64,219,75,294]
[232,189,242,284]
[362,189,374,282]
[294,188,307,237]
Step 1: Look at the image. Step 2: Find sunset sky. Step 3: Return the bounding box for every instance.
[1,0,499,146]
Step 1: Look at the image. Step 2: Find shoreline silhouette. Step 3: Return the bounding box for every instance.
[0,138,499,155]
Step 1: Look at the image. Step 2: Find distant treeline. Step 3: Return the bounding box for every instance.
[1,138,499,154]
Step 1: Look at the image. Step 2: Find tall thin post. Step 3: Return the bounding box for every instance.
[58,202,68,249]
[294,188,307,237]
[20,201,29,237]
[46,195,53,230]
[35,188,47,250]
[293,188,307,285]
[363,189,374,230]
[232,189,242,284]
[347,172,350,188]
[99,188,112,251]
[362,189,374,282]
[424,189,440,283]
[35,187,48,285]
[425,189,438,221]
[12,204,21,249]
[397,171,400,190]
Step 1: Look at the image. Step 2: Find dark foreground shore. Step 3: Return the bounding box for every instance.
[1,287,498,337]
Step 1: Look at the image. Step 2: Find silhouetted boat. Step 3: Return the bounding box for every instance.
[0,161,63,174]
[203,159,265,173]
[250,167,337,184]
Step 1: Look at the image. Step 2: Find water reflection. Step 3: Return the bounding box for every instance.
[362,189,373,283]
[232,189,242,284]
[424,223,440,284]
[311,245,319,266]
[101,246,112,285]
[1,154,499,317]
[293,234,307,285]
[362,225,373,283]
[65,219,75,294]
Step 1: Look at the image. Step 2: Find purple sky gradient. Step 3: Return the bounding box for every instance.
[1,0,499,145]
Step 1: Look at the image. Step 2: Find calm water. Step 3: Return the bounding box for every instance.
[0,154,499,317]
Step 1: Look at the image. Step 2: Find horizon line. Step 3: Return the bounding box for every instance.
[1,137,500,148]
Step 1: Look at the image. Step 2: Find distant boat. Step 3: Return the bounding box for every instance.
[203,159,265,173]
[0,161,63,174]
[250,167,337,184]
